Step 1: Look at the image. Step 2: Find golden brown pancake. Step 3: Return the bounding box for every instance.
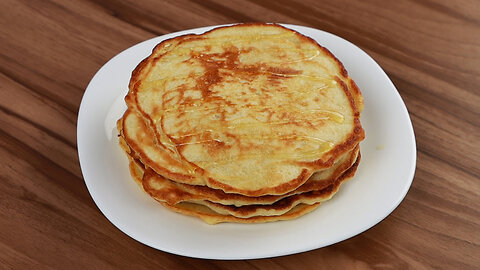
[118,23,365,224]
[124,23,364,196]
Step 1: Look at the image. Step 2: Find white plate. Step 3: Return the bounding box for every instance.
[77,24,416,259]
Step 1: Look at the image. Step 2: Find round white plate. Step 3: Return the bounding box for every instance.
[77,24,416,259]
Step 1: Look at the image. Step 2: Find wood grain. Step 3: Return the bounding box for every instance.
[1,0,479,269]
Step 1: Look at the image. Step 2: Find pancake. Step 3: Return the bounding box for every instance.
[118,23,366,223]
[125,23,364,196]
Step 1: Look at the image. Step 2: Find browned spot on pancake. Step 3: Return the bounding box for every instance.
[267,77,282,86]
[204,138,226,156]
[266,67,302,86]
[267,66,302,76]
[241,65,263,74]
[197,64,222,98]
[191,46,242,99]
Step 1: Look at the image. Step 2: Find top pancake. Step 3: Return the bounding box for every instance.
[126,23,364,196]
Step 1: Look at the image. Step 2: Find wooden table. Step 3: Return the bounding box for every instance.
[1,1,479,269]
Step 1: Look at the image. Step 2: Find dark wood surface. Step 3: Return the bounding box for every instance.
[1,0,479,269]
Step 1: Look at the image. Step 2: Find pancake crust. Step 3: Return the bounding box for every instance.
[124,23,364,196]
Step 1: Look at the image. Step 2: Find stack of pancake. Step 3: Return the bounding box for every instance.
[117,23,365,224]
